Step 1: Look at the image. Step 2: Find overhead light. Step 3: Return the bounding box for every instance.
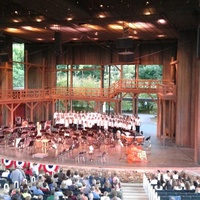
[144,10,151,15]
[157,19,167,24]
[109,24,123,30]
[34,15,45,22]
[21,26,44,32]
[129,22,154,29]
[36,38,44,41]
[5,28,23,33]
[98,14,106,18]
[157,34,166,38]
[143,7,156,15]
[36,18,42,22]
[50,24,61,31]
[66,14,73,21]
[13,19,20,23]
[71,37,80,41]
[66,17,73,21]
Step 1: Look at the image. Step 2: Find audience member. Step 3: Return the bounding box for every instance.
[40,182,50,194]
[195,184,200,193]
[54,187,63,197]
[100,191,110,200]
[57,169,66,184]
[24,166,32,181]
[31,184,44,195]
[10,167,25,186]
[88,186,100,200]
[32,163,39,178]
[0,189,11,200]
[67,191,77,200]
[11,188,22,200]
[21,188,31,199]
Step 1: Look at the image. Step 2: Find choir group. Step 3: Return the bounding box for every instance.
[53,111,141,134]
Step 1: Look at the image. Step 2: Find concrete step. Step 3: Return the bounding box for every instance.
[121,182,148,200]
[121,183,143,186]
[123,197,148,200]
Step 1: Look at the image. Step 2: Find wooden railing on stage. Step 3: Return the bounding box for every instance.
[0,79,175,103]
[157,82,176,100]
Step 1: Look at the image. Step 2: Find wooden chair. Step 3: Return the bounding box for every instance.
[27,140,35,154]
[76,151,87,163]
[97,151,106,164]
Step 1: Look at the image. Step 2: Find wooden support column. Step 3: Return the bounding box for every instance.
[168,100,172,137]
[162,100,166,145]
[26,102,39,122]
[5,103,21,127]
[176,30,196,147]
[45,102,50,120]
[157,98,161,138]
[135,95,139,116]
[42,58,45,89]
[195,58,200,163]
[132,94,137,115]
[52,99,56,115]
[70,65,73,112]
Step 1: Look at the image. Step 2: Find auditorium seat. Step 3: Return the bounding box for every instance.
[191,197,200,200]
[27,140,35,154]
[181,196,192,200]
[169,196,181,200]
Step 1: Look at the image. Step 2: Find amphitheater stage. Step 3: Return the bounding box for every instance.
[0,115,200,171]
[0,114,199,177]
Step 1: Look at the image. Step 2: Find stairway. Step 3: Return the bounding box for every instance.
[121,182,149,200]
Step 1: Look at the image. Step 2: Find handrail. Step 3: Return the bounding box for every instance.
[143,174,159,200]
[157,83,176,96]
[0,79,175,102]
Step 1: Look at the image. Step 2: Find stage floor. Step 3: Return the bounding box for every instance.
[0,114,200,174]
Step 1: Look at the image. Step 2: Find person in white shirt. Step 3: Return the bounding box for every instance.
[101,191,110,200]
[135,116,141,133]
[163,170,170,183]
[172,171,179,180]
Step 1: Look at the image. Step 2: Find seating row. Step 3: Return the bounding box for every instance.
[160,196,200,200]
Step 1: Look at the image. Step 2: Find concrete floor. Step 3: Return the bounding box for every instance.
[0,114,200,174]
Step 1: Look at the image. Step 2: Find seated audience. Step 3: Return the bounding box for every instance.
[24,166,33,182]
[101,191,110,200]
[40,182,50,193]
[32,184,44,195]
[54,187,63,197]
[21,188,31,199]
[0,189,11,200]
[195,184,200,193]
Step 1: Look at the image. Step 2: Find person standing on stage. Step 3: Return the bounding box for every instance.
[135,116,141,133]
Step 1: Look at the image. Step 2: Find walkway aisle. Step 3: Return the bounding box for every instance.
[121,182,149,200]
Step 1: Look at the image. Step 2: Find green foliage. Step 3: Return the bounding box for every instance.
[73,75,100,88]
[139,65,162,79]
[12,43,24,88]
[73,65,101,80]
[122,65,135,79]
[122,100,133,112]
